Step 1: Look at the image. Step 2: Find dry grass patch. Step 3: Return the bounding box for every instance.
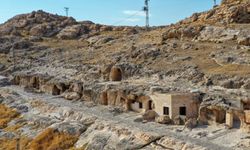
[29,128,79,150]
[207,64,250,76]
[39,38,89,50]
[4,122,26,133]
[0,104,19,129]
[0,136,30,150]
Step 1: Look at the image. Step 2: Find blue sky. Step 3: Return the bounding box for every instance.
[0,0,221,26]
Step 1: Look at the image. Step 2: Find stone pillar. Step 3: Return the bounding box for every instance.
[226,112,233,128]
[100,91,108,105]
[125,99,131,111]
[245,110,250,124]
[107,90,117,106]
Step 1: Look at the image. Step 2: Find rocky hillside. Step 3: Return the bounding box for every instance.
[0,10,142,39]
[0,0,250,149]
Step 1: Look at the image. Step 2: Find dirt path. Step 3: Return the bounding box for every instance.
[1,85,232,150]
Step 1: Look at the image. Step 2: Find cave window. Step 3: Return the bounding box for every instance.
[163,107,169,115]
[179,107,186,116]
[139,102,143,109]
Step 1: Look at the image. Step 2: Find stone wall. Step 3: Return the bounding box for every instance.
[150,93,198,119]
[150,93,172,116]
[199,107,226,125]
[13,73,152,113]
[171,94,199,119]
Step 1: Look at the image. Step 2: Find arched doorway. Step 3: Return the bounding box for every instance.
[110,67,122,81]
[233,114,241,129]
[148,100,153,110]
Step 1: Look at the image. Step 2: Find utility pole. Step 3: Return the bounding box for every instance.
[64,7,69,17]
[213,0,217,7]
[143,0,150,29]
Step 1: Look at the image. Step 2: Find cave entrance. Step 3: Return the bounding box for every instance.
[214,109,226,124]
[32,77,39,89]
[243,102,250,110]
[110,67,122,81]
[52,85,61,95]
[233,114,241,129]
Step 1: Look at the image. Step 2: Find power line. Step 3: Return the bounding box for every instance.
[110,0,151,27]
[112,11,142,26]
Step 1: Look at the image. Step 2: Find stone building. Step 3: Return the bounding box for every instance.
[225,99,250,132]
[149,92,199,120]
[130,96,152,113]
[199,98,250,132]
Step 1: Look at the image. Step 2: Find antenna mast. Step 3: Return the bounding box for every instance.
[64,7,69,17]
[143,0,150,29]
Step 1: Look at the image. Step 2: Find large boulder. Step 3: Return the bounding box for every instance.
[155,115,172,124]
[184,118,198,129]
[69,82,83,94]
[87,35,114,45]
[50,121,87,136]
[57,25,89,39]
[142,110,158,121]
[197,26,240,43]
[63,92,81,100]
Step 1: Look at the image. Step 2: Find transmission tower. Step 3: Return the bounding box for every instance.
[143,0,150,29]
[64,7,69,17]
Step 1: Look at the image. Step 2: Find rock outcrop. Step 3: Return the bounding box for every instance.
[0,10,76,37]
